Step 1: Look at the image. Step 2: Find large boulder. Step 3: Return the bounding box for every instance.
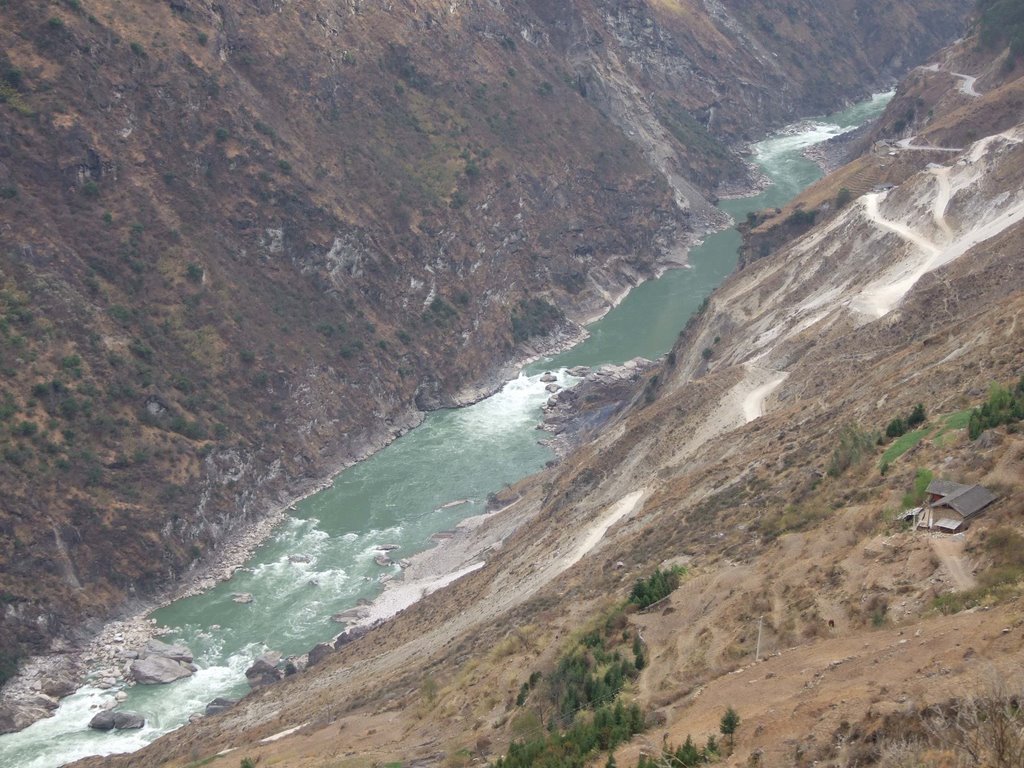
[88,710,116,731]
[142,639,193,663]
[41,672,78,699]
[130,656,194,685]
[113,711,145,729]
[89,710,145,730]
[245,653,283,688]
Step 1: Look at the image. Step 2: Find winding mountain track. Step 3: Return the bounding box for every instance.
[921,62,981,97]
[861,193,940,256]
[855,129,1024,319]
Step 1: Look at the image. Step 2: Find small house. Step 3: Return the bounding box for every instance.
[917,480,997,532]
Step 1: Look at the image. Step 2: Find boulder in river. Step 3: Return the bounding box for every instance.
[113,711,145,729]
[205,697,239,716]
[143,639,193,663]
[130,656,194,685]
[375,544,400,551]
[288,554,312,564]
[566,366,591,377]
[88,710,116,731]
[231,592,254,604]
[539,372,558,383]
[374,553,393,567]
[89,710,145,730]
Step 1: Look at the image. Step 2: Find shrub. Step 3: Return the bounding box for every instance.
[495,700,645,768]
[129,41,145,56]
[637,735,718,768]
[835,187,853,209]
[968,379,1024,439]
[907,403,926,427]
[511,298,564,343]
[214,127,228,142]
[885,417,907,439]
[427,296,458,324]
[185,263,204,283]
[720,706,740,737]
[629,566,684,609]
[901,468,933,509]
[827,424,877,477]
[786,207,817,227]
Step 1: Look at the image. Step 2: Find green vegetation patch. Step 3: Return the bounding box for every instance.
[880,426,933,467]
[880,408,976,470]
[503,607,647,767]
[968,378,1024,439]
[628,566,685,609]
[496,700,644,768]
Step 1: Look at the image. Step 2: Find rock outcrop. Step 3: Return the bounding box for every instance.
[204,698,238,717]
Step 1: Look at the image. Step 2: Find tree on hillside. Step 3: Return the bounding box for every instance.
[720,706,740,748]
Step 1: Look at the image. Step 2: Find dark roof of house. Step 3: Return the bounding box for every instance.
[929,484,998,517]
[926,479,971,498]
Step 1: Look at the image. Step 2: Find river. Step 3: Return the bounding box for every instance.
[0,91,891,768]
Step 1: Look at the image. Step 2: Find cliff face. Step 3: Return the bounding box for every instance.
[0,0,969,680]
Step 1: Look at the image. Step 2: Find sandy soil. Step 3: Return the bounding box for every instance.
[930,536,977,591]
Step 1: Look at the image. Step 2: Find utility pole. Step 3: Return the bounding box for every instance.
[755,616,763,662]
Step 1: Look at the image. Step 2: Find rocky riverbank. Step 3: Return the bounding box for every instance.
[803,122,874,174]
[0,406,425,735]
[538,359,657,457]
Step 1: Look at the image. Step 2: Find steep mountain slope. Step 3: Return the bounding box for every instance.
[0,0,970,719]
[80,28,1024,768]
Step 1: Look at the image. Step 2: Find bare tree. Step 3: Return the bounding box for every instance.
[924,675,1024,768]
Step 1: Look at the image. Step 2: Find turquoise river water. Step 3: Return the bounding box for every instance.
[0,91,891,768]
